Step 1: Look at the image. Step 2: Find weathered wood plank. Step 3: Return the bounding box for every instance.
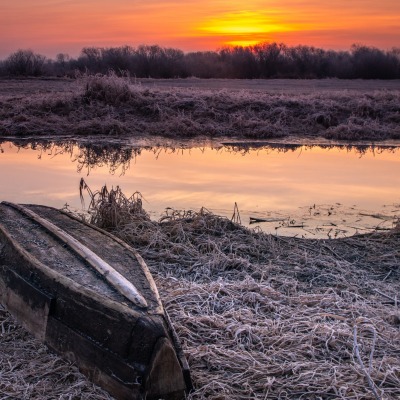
[5,202,148,308]
[50,294,137,357]
[0,223,142,320]
[45,316,143,400]
[59,207,164,314]
[145,337,187,400]
[0,225,142,356]
[0,265,53,341]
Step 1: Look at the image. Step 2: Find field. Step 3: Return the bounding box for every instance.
[2,77,400,95]
[1,75,400,141]
[0,77,400,399]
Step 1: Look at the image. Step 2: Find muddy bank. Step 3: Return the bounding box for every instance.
[0,75,400,140]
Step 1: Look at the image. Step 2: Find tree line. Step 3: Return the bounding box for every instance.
[1,43,399,79]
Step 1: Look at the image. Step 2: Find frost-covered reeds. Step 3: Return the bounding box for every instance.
[1,74,400,140]
[4,184,398,399]
[91,194,400,399]
[79,178,150,229]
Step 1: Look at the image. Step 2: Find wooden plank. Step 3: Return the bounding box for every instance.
[45,316,143,400]
[144,337,186,400]
[4,202,148,308]
[0,223,142,320]
[59,207,164,313]
[0,265,53,341]
[51,295,137,357]
[128,315,170,365]
[34,204,162,313]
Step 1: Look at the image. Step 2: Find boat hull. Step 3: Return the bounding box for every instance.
[0,202,191,400]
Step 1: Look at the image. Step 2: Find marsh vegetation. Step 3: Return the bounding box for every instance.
[1,138,399,239]
[1,73,400,140]
[1,185,399,399]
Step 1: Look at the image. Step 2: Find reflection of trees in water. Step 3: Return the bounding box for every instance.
[1,140,139,175]
[1,139,398,174]
[72,145,136,175]
[1,139,211,175]
[222,141,399,156]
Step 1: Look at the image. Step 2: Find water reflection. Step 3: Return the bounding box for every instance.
[222,141,400,156]
[4,139,399,176]
[0,138,399,238]
[3,140,137,176]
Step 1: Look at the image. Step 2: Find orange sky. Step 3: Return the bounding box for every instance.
[1,0,399,58]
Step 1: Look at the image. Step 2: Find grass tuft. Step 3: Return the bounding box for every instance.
[81,71,135,105]
[79,178,150,229]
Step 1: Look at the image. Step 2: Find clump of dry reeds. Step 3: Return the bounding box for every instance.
[81,71,135,105]
[79,178,150,229]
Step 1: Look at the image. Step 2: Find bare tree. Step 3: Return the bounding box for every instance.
[1,43,399,79]
[5,49,46,76]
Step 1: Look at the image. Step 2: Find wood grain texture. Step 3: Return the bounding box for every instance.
[0,201,190,399]
[5,202,148,308]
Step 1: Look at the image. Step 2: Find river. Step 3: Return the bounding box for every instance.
[1,138,399,238]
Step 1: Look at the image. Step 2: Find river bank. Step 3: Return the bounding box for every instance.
[1,192,399,399]
[1,75,400,140]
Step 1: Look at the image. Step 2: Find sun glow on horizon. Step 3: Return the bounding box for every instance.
[197,10,298,48]
[198,11,283,41]
[1,0,399,58]
[226,40,262,47]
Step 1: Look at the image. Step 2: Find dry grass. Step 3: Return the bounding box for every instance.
[1,185,399,399]
[1,74,400,140]
[81,72,135,105]
[79,178,150,228]
[86,185,400,399]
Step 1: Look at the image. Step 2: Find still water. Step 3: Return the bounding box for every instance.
[1,139,399,238]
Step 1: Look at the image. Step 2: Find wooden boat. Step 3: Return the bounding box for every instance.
[0,202,192,400]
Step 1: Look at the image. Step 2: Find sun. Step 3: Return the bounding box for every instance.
[226,40,261,47]
[197,11,287,47]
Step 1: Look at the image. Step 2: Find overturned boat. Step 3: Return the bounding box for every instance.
[0,202,192,400]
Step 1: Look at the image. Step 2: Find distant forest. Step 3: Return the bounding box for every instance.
[1,43,400,79]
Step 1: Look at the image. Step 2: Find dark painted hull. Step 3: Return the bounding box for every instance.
[0,202,191,400]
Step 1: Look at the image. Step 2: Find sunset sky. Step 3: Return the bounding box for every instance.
[1,0,399,59]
